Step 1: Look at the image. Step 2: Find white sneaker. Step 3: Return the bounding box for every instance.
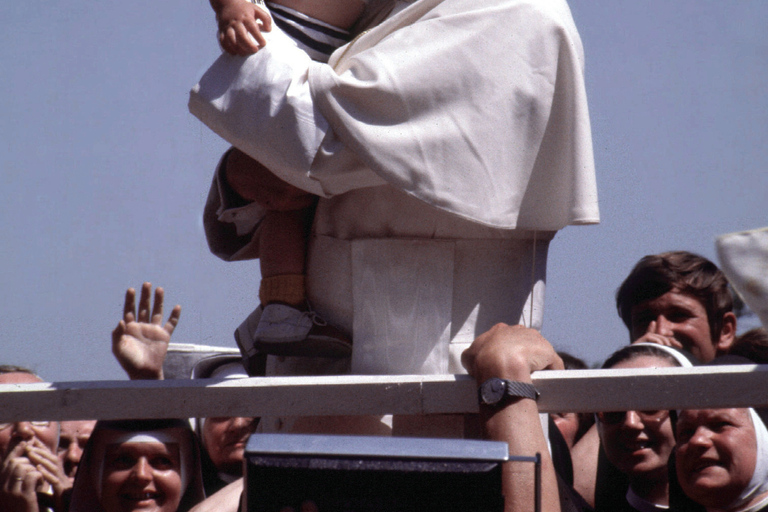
[234,305,267,376]
[238,303,352,359]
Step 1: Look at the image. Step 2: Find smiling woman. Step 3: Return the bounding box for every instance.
[675,407,768,512]
[69,419,205,512]
[594,343,691,512]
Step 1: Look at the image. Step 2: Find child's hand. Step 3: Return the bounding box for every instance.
[216,0,272,56]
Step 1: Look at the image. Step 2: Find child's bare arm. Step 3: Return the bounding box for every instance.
[210,0,272,56]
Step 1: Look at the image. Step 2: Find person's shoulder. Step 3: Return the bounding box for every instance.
[480,0,585,53]
[516,0,581,31]
[513,0,585,63]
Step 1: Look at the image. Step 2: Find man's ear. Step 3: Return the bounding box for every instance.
[715,312,737,354]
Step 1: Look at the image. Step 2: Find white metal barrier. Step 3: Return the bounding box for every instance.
[2,365,768,423]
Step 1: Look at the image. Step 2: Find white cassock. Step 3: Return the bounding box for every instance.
[191,0,599,390]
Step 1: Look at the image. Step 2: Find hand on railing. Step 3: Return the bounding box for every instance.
[112,282,181,380]
[462,323,564,512]
[462,323,564,384]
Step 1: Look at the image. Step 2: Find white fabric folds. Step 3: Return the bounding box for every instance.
[190,27,332,197]
[189,0,599,230]
[716,227,768,329]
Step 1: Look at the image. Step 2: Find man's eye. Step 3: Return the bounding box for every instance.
[667,312,692,322]
[632,315,652,330]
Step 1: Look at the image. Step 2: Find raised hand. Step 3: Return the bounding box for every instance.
[112,282,181,380]
[631,320,684,350]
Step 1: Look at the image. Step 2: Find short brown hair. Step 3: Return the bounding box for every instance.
[0,365,36,375]
[616,251,733,342]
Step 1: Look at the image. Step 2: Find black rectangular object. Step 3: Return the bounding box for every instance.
[244,433,512,512]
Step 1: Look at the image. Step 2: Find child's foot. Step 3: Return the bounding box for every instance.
[234,305,268,376]
[236,303,352,359]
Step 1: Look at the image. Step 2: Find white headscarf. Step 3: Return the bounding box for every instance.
[69,419,205,512]
[728,408,768,512]
[631,343,695,368]
[92,429,192,500]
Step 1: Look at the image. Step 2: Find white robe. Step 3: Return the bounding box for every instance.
[191,0,599,378]
[190,0,598,230]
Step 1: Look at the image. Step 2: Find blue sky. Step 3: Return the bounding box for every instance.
[1,1,766,381]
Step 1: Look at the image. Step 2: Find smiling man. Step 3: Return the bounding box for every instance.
[616,251,737,363]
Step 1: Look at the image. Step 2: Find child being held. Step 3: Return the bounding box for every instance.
[208,0,369,363]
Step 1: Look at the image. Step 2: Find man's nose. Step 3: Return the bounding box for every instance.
[12,422,36,440]
[66,442,82,463]
[650,316,675,336]
[228,417,257,433]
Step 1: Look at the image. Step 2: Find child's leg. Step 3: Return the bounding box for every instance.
[259,209,310,281]
[224,148,311,305]
[225,148,351,359]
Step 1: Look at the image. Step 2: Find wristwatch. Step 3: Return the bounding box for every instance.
[478,378,540,407]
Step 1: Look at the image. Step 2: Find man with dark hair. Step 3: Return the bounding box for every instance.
[615,250,737,363]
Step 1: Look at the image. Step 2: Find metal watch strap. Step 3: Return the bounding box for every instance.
[479,378,540,406]
[503,380,539,401]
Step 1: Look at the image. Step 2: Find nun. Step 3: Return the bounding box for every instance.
[674,406,768,512]
[594,343,694,512]
[69,419,205,512]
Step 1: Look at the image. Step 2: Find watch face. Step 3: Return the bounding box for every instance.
[480,378,506,404]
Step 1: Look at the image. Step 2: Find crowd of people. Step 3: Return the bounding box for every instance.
[2,0,765,510]
[2,250,766,512]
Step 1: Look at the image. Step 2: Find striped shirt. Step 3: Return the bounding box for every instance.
[264,2,354,62]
